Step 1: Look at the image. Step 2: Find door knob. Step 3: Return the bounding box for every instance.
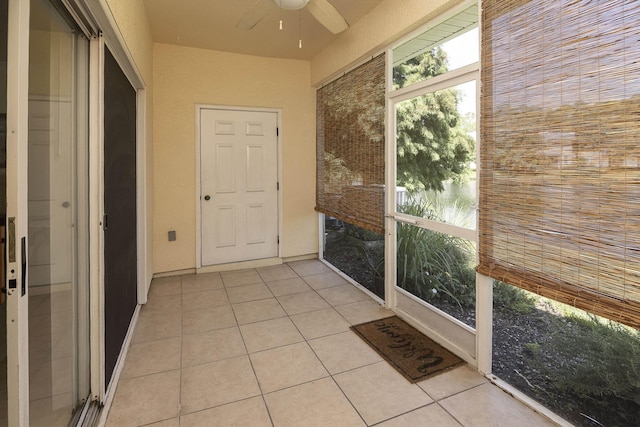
[62,201,70,208]
[204,195,211,201]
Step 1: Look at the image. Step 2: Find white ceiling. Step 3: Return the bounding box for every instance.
[142,0,385,60]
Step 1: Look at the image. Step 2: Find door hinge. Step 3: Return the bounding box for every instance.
[277,236,280,244]
[277,182,279,191]
[276,127,279,137]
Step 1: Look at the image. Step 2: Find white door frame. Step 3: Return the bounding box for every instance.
[89,42,149,403]
[195,104,283,271]
[87,34,106,404]
[80,0,150,402]
[6,0,31,424]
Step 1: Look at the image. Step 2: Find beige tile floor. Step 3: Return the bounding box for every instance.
[105,260,558,427]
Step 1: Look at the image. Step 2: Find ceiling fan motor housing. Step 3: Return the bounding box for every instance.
[276,0,311,10]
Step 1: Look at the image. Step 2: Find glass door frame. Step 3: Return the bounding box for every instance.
[6,0,93,424]
[6,0,31,424]
[28,4,93,424]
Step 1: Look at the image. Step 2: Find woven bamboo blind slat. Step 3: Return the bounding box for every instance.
[316,54,386,234]
[480,0,640,329]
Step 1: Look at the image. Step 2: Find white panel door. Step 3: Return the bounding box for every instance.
[200,109,278,265]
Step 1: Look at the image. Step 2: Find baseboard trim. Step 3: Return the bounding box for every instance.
[153,268,196,278]
[152,253,320,278]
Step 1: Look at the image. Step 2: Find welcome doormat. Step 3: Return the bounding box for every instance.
[351,316,465,383]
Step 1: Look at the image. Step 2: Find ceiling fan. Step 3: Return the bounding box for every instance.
[237,0,349,34]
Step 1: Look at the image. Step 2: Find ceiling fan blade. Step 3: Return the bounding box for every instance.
[236,0,275,30]
[306,0,349,34]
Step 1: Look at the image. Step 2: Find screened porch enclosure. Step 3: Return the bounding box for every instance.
[317,0,640,425]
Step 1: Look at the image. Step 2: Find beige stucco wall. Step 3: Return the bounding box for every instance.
[152,43,316,273]
[106,0,155,285]
[108,0,466,274]
[310,0,464,85]
[106,0,154,81]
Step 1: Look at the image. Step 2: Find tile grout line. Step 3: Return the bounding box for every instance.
[177,274,184,425]
[291,261,446,426]
[301,332,370,426]
[251,264,362,426]
[283,264,372,426]
[227,270,276,427]
[435,401,466,427]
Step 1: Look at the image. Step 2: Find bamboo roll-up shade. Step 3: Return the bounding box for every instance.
[316,54,386,234]
[479,0,640,329]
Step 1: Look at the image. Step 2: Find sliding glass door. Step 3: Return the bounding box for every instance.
[27,0,89,424]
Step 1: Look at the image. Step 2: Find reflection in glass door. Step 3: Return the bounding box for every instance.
[28,0,89,425]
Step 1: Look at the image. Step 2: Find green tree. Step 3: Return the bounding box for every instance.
[394,48,475,193]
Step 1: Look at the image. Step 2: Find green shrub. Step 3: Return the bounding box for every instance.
[543,315,640,425]
[420,188,476,229]
[344,223,384,242]
[524,342,541,355]
[493,281,536,314]
[396,200,475,310]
